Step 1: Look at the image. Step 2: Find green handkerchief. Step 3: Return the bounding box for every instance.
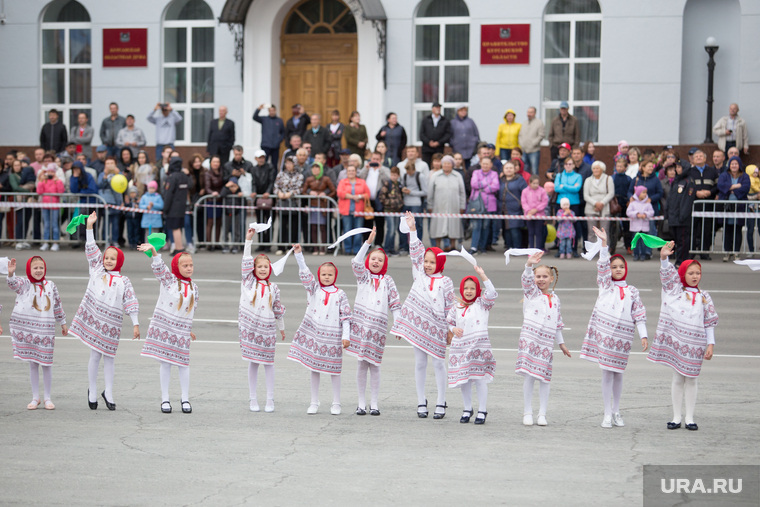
[66,214,88,235]
[631,232,668,249]
[145,233,167,257]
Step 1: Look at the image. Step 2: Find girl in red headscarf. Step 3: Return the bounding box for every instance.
[447,265,497,425]
[580,227,648,429]
[390,212,456,420]
[69,212,140,411]
[240,227,286,413]
[6,255,67,410]
[346,226,402,416]
[137,240,199,415]
[287,243,352,415]
[648,241,718,431]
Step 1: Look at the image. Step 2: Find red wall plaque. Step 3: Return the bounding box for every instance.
[103,28,148,67]
[480,24,530,65]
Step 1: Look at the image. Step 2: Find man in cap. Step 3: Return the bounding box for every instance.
[419,101,452,166]
[449,105,480,168]
[40,108,68,153]
[548,101,579,160]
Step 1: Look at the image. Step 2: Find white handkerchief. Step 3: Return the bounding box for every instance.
[328,227,372,250]
[504,248,542,266]
[399,219,410,234]
[734,259,760,271]
[248,216,272,234]
[271,248,294,276]
[0,257,8,275]
[581,238,603,261]
[436,246,478,266]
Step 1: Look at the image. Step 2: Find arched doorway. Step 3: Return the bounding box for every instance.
[280,0,357,125]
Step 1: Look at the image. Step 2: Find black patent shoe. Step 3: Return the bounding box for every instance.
[181,400,192,414]
[474,411,488,425]
[685,423,698,431]
[417,399,428,418]
[101,391,116,411]
[88,389,98,410]
[370,408,380,416]
[356,406,367,416]
[433,403,447,420]
[460,409,473,423]
[667,421,681,430]
[161,401,172,413]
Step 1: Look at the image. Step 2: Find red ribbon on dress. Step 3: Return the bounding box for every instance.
[372,276,382,291]
[545,294,552,308]
[34,282,45,296]
[428,275,442,291]
[180,280,190,297]
[321,286,338,305]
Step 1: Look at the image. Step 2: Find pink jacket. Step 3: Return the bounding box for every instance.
[625,195,654,232]
[520,186,549,215]
[36,178,64,206]
[469,169,500,212]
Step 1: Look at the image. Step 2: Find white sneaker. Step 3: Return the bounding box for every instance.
[330,403,341,415]
[15,243,24,251]
[51,243,60,251]
[612,412,625,427]
[249,400,260,412]
[601,415,612,428]
[275,250,284,255]
[21,242,31,250]
[40,243,50,251]
[537,415,547,426]
[186,243,196,254]
[264,399,274,413]
[307,402,319,415]
[523,414,534,426]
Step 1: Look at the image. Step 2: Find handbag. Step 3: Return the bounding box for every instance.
[255,197,274,211]
[609,196,622,215]
[363,196,375,220]
[467,193,486,214]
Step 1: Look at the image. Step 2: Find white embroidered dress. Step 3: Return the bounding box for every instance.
[287,252,352,375]
[647,261,718,378]
[515,266,565,382]
[239,241,285,365]
[8,276,66,366]
[390,231,455,360]
[346,243,401,366]
[140,255,199,366]
[579,248,646,372]
[447,280,497,388]
[69,230,139,357]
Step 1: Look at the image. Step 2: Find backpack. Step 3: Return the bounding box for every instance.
[382,181,404,212]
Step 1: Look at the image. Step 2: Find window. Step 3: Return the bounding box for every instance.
[284,0,357,34]
[542,0,601,142]
[41,0,91,130]
[163,0,215,144]
[413,0,469,142]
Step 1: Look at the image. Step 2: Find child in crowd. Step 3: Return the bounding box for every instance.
[613,156,634,253]
[626,186,655,260]
[137,244,198,414]
[580,226,648,428]
[348,227,401,415]
[556,197,575,259]
[287,244,352,415]
[240,228,286,413]
[124,185,143,249]
[391,212,455,419]
[69,212,140,411]
[648,242,718,431]
[379,166,404,255]
[36,164,64,251]
[6,256,67,410]
[447,265,497,425]
[516,251,570,426]
[139,180,164,236]
[521,174,549,250]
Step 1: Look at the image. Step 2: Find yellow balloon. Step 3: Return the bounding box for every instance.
[545,223,557,244]
[110,174,128,194]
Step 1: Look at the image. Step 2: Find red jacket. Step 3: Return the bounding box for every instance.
[336,178,370,216]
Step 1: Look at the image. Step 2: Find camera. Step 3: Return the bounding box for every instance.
[369,162,380,168]
[160,103,169,109]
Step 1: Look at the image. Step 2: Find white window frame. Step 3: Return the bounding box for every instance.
[412,14,470,143]
[40,19,92,129]
[542,11,602,142]
[162,15,215,145]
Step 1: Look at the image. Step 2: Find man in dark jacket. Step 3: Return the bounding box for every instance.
[40,109,68,153]
[223,145,254,181]
[99,102,126,157]
[419,102,451,166]
[250,150,277,251]
[207,105,236,165]
[284,104,310,150]
[253,104,285,166]
[303,114,331,156]
[687,149,719,259]
[163,156,190,255]
[667,166,697,267]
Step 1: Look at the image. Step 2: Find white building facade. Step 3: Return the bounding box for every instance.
[0,0,757,154]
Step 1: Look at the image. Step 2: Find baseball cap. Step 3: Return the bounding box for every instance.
[228,177,239,185]
[559,101,569,109]
[688,147,699,155]
[339,148,351,155]
[96,145,108,153]
[485,143,496,150]
[253,149,266,158]
[559,143,572,151]
[432,101,442,108]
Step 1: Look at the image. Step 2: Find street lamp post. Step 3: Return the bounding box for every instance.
[703,36,719,144]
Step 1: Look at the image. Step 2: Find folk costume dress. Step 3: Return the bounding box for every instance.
[287,252,351,375]
[239,241,285,365]
[580,248,646,372]
[346,242,401,366]
[140,253,199,367]
[69,230,139,357]
[8,257,66,366]
[447,278,497,388]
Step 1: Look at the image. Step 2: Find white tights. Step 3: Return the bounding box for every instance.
[88,349,115,403]
[460,379,489,413]
[356,360,381,409]
[310,371,341,405]
[601,370,624,417]
[29,362,52,401]
[523,376,551,416]
[414,347,447,407]
[248,362,275,402]
[159,362,190,402]
[671,371,698,424]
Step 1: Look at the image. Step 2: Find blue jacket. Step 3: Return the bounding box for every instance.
[449,115,480,159]
[70,172,99,205]
[97,172,123,206]
[627,172,664,213]
[253,109,285,149]
[554,170,583,205]
[139,192,164,229]
[612,172,632,201]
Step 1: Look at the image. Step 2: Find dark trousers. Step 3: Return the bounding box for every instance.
[570,204,583,253]
[263,146,279,167]
[126,215,143,246]
[671,225,691,265]
[363,216,385,247]
[527,220,544,249]
[278,211,300,249]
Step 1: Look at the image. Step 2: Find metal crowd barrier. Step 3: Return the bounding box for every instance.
[0,192,111,248]
[690,199,760,257]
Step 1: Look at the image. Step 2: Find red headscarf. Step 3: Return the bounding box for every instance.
[365,248,388,275]
[26,256,46,284]
[678,260,701,289]
[171,252,192,282]
[425,247,446,274]
[104,246,125,272]
[459,276,481,303]
[609,254,628,281]
[317,262,339,305]
[254,254,272,281]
